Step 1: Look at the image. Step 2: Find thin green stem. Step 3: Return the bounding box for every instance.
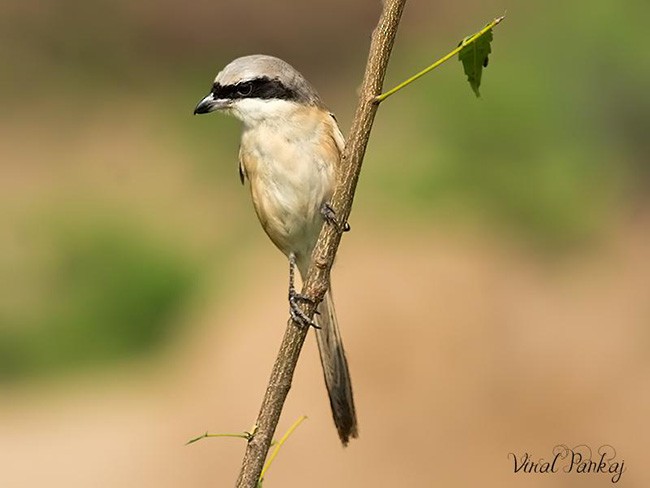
[374,14,505,104]
[259,416,308,482]
[186,431,252,445]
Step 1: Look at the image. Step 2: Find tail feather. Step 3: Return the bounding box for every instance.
[315,287,358,445]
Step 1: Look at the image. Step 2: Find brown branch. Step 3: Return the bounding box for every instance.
[235,1,407,486]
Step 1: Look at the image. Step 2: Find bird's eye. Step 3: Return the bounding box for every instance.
[237,83,253,96]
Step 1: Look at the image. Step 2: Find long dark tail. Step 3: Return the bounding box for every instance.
[315,287,358,445]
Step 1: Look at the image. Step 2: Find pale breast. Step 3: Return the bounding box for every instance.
[239,108,339,263]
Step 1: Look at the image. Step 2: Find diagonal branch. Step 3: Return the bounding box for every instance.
[235,1,407,486]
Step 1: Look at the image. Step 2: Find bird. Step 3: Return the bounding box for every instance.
[193,54,358,445]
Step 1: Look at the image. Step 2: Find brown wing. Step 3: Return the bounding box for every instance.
[238,145,247,185]
[327,113,345,172]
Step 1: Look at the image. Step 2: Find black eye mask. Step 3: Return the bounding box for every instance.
[212,77,299,102]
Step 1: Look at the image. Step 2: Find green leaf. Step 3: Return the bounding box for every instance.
[458,26,494,97]
[375,14,504,103]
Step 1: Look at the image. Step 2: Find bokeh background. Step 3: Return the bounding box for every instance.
[1,0,649,486]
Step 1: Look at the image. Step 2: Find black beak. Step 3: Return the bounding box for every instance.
[193,94,215,115]
[193,93,231,115]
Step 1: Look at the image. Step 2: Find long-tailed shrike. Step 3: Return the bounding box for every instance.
[193,55,357,445]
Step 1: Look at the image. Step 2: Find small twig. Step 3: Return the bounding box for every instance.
[186,431,253,446]
[234,1,407,487]
[374,14,505,103]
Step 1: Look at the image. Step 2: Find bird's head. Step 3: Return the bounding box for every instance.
[193,55,323,126]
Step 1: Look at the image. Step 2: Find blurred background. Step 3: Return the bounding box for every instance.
[1,0,649,486]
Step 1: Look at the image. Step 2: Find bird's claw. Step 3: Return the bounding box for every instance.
[288,253,320,329]
[289,291,320,329]
[321,202,350,233]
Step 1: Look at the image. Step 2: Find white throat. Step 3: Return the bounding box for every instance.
[231,98,301,128]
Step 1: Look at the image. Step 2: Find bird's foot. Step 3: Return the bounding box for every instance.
[288,253,320,329]
[289,290,321,329]
[321,202,350,233]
